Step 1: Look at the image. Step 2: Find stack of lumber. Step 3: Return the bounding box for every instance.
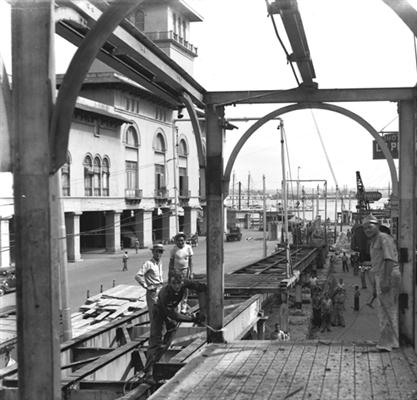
[71,284,147,337]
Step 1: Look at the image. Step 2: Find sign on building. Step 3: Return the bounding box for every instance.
[372,132,398,160]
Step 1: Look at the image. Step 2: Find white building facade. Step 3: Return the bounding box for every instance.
[0,0,204,264]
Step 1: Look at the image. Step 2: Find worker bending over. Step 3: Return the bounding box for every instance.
[143,271,207,384]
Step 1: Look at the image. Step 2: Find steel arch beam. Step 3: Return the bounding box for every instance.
[223,102,398,197]
[382,0,417,37]
[0,56,12,172]
[50,0,145,174]
[181,92,206,168]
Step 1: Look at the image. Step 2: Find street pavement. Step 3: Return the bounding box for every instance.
[67,229,276,312]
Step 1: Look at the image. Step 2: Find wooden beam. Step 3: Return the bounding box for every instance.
[398,100,416,346]
[276,0,316,84]
[11,1,61,399]
[206,105,225,343]
[205,87,417,106]
[62,340,143,392]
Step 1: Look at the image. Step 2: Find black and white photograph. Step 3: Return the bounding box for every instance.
[1,0,417,399]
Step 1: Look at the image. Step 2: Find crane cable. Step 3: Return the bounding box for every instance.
[309,109,345,208]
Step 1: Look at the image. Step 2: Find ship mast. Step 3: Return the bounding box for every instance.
[278,119,291,278]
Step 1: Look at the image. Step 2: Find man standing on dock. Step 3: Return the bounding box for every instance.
[135,243,164,321]
[363,215,401,351]
[143,271,207,384]
[169,232,194,313]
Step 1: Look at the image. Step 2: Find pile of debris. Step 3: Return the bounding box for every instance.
[71,284,147,337]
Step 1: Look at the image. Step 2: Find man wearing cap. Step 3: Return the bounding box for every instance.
[142,271,207,384]
[135,243,164,321]
[169,232,193,313]
[363,214,401,351]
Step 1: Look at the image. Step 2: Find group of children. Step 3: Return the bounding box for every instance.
[310,274,347,333]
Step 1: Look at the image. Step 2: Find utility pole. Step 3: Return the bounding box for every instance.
[311,188,315,219]
[316,185,320,219]
[278,119,291,278]
[302,186,305,222]
[238,181,242,210]
[232,171,235,209]
[263,175,267,257]
[247,171,250,208]
[296,166,300,219]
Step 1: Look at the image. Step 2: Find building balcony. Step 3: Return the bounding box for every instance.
[125,188,143,202]
[145,31,198,56]
[179,190,191,206]
[154,187,169,200]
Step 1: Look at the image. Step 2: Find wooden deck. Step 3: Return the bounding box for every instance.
[150,341,417,400]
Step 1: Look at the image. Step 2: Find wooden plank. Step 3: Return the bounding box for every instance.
[379,351,402,400]
[251,343,294,400]
[303,343,330,399]
[338,344,355,400]
[368,348,390,399]
[232,342,277,400]
[321,344,342,400]
[196,342,263,400]
[62,340,142,390]
[270,343,305,398]
[150,345,234,399]
[387,349,417,399]
[288,344,317,400]
[353,345,373,399]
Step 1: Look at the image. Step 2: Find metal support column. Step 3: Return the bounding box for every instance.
[12,1,61,398]
[206,104,225,343]
[398,100,416,346]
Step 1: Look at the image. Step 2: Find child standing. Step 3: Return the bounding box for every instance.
[320,292,332,332]
[353,285,360,311]
[122,251,129,271]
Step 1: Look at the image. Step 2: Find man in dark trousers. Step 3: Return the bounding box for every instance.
[143,271,207,384]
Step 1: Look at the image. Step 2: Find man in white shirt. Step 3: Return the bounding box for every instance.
[135,243,164,321]
[169,232,193,312]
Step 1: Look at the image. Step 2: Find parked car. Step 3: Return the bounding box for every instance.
[225,226,242,242]
[0,266,16,296]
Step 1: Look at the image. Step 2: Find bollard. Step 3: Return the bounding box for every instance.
[113,280,115,287]
[86,289,90,299]
[100,284,103,293]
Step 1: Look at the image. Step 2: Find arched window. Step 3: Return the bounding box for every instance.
[127,8,145,31]
[178,139,188,198]
[178,139,188,156]
[154,132,166,196]
[83,155,93,196]
[93,157,101,196]
[62,153,71,196]
[102,157,110,196]
[155,133,166,152]
[124,126,139,147]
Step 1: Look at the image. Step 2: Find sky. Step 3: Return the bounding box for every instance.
[186,0,417,194]
[1,0,416,195]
